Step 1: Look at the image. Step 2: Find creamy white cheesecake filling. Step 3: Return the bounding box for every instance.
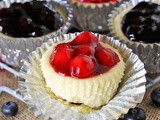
[40,41,125,108]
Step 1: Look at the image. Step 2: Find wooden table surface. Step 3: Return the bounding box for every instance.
[0,68,160,120]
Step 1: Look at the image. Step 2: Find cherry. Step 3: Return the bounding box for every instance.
[95,47,119,67]
[69,55,96,78]
[50,44,75,74]
[75,45,95,56]
[71,31,98,47]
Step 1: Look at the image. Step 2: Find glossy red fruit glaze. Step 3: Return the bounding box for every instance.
[69,55,96,78]
[50,44,75,74]
[75,45,95,56]
[71,31,98,47]
[50,32,120,78]
[54,42,72,51]
[95,46,120,67]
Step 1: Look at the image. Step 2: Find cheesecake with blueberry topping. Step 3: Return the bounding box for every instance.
[112,1,160,43]
[108,1,160,73]
[0,0,63,38]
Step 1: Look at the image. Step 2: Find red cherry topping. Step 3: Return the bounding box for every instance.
[71,31,98,47]
[95,47,120,67]
[54,42,71,51]
[50,44,75,74]
[75,45,95,56]
[49,32,120,78]
[69,55,96,78]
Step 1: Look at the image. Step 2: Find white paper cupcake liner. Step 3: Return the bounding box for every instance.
[0,0,73,67]
[107,0,160,74]
[68,0,123,32]
[19,32,146,120]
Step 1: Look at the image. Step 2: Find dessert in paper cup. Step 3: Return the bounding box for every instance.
[108,0,160,74]
[0,0,72,67]
[68,0,123,32]
[19,32,146,120]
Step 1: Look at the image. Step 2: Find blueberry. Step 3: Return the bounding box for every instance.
[151,87,160,106]
[0,8,10,18]
[1,101,18,117]
[47,13,55,25]
[22,2,32,10]
[19,16,30,27]
[124,107,146,120]
[10,2,21,8]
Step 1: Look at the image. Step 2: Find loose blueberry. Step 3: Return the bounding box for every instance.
[124,107,146,120]
[1,101,18,117]
[151,87,160,106]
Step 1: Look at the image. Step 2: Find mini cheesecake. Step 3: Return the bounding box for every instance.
[40,31,125,108]
[69,0,122,32]
[19,32,147,120]
[108,0,160,73]
[113,1,160,43]
[0,0,72,67]
[0,0,63,38]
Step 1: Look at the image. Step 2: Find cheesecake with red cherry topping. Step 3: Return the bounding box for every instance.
[69,0,122,32]
[40,32,125,108]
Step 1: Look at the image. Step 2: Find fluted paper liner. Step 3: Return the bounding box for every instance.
[0,0,73,67]
[19,33,146,120]
[69,0,122,32]
[108,0,160,74]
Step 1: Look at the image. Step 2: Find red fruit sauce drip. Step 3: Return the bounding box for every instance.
[50,32,120,79]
